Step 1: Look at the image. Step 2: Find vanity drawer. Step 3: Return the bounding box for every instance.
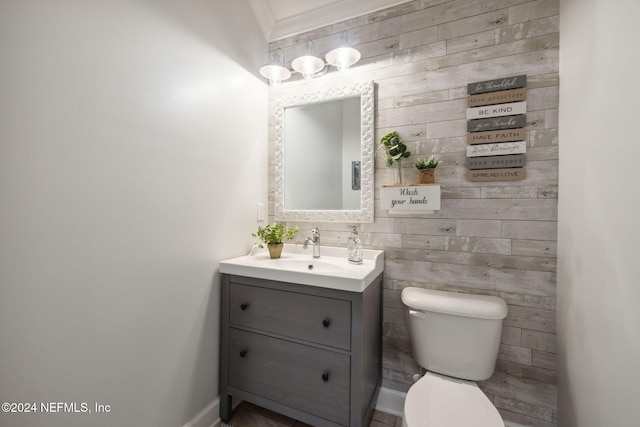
[229,283,351,350]
[229,328,350,425]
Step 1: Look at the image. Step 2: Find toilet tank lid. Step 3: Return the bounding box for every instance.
[401,288,508,320]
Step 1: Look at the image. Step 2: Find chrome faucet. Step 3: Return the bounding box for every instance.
[303,228,321,258]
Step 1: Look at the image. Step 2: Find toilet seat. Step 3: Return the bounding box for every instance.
[403,372,504,427]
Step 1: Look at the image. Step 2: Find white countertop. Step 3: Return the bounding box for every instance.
[219,244,384,292]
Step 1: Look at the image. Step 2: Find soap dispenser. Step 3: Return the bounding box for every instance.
[347,225,363,264]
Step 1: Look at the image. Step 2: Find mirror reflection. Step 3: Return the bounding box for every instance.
[284,97,361,210]
[274,81,375,223]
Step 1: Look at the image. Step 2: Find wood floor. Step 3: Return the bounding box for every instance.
[222,402,402,427]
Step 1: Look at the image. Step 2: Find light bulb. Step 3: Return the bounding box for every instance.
[291,55,325,80]
[259,64,291,86]
[326,47,361,71]
[259,48,291,85]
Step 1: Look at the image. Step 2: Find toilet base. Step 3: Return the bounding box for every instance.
[402,372,504,427]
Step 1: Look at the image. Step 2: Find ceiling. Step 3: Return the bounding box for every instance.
[249,0,412,42]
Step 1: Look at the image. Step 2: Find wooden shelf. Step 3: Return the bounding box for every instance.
[382,182,440,188]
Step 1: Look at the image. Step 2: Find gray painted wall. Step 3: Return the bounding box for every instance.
[558,0,640,426]
[0,1,267,426]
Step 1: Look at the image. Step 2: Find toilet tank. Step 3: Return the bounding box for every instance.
[401,287,508,382]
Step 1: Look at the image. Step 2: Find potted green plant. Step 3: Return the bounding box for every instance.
[414,155,439,184]
[379,131,411,184]
[252,223,299,259]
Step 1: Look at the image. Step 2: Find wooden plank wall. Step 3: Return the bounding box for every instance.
[266,0,559,425]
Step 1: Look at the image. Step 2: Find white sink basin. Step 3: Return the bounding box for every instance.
[219,244,384,292]
[274,259,345,274]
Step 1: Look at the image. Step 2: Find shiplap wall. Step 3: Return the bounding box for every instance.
[266,0,559,425]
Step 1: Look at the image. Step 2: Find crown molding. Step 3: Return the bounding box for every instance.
[248,0,276,41]
[254,0,413,42]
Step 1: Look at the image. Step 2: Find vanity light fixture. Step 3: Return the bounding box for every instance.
[291,40,326,80]
[261,36,362,85]
[259,48,291,86]
[325,31,361,72]
[325,47,361,71]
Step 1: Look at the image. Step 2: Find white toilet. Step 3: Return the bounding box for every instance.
[401,287,508,427]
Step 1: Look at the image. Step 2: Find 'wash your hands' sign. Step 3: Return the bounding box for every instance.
[381,185,441,213]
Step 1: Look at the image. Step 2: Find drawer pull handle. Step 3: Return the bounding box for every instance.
[321,372,330,382]
[240,303,249,311]
[322,318,331,328]
[239,350,248,358]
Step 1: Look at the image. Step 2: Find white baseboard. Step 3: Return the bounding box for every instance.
[182,397,219,427]
[375,386,406,417]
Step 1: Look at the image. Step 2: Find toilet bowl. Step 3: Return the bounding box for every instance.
[402,372,503,427]
[400,287,508,427]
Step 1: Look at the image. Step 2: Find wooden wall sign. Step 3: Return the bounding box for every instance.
[468,154,526,170]
[468,114,526,133]
[468,87,527,107]
[467,128,526,144]
[467,75,527,95]
[381,184,441,212]
[466,101,527,120]
[465,75,528,182]
[466,168,526,181]
[467,141,526,157]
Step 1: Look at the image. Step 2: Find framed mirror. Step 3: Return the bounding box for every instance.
[274,81,375,223]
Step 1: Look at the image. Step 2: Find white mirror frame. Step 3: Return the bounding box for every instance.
[274,81,375,223]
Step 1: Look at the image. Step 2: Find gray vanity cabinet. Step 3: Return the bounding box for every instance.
[220,273,382,427]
